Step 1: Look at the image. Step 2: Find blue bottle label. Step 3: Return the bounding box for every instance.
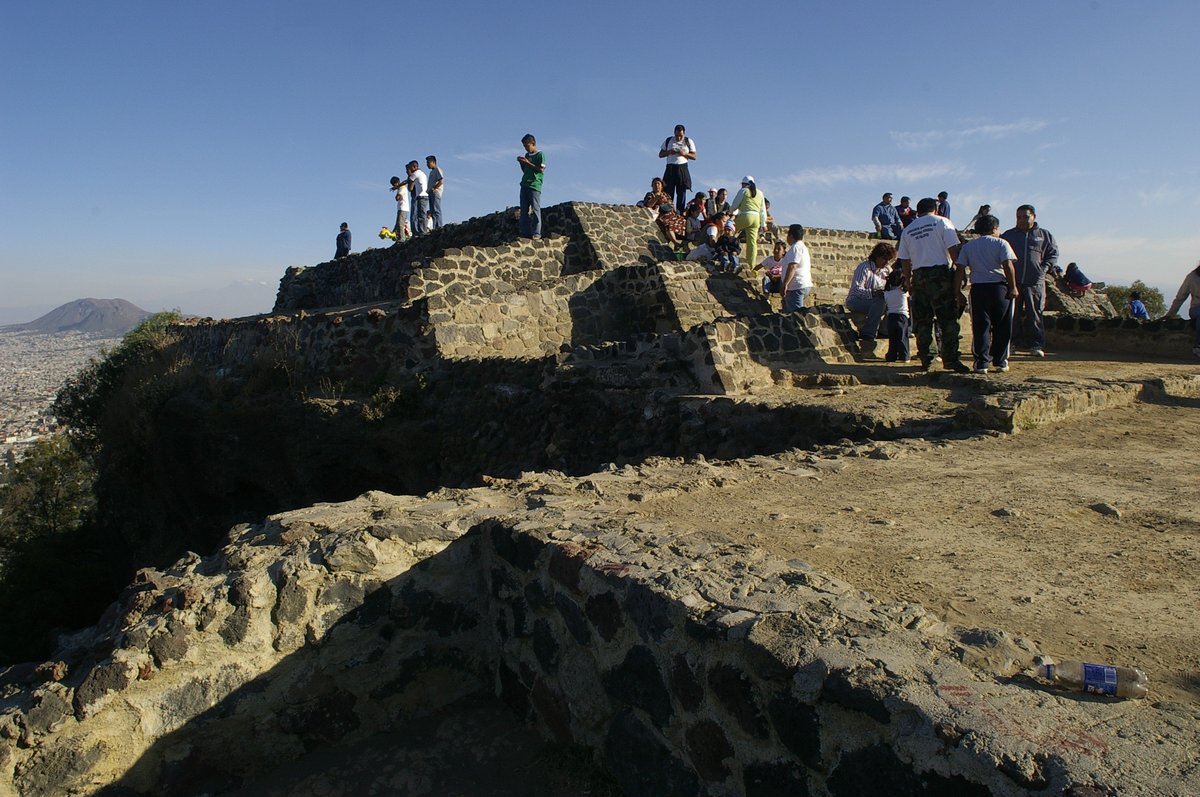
[1082,663,1118,696]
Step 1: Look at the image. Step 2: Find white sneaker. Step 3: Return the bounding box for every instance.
[1030,347,1045,358]
[974,366,989,374]
[996,363,1010,372]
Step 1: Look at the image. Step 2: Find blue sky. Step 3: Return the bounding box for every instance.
[2,0,1197,319]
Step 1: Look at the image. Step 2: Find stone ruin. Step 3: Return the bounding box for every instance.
[0,203,1197,796]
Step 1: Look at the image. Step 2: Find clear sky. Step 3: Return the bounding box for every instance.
[2,0,1197,319]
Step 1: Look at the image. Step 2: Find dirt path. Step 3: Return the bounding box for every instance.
[630,380,1200,704]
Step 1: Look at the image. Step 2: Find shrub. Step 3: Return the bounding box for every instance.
[53,311,182,456]
[1105,281,1165,319]
[0,435,114,661]
[0,436,94,546]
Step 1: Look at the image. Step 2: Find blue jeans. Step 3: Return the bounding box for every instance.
[782,287,809,313]
[846,293,886,339]
[886,313,910,361]
[1013,280,1046,349]
[519,186,541,237]
[970,282,1014,369]
[411,196,428,235]
[428,192,442,229]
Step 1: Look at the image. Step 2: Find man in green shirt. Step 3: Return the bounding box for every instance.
[517,133,546,239]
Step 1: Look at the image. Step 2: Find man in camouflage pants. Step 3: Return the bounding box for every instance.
[897,197,970,372]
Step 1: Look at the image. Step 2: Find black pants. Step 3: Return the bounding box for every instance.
[663,163,692,214]
[887,313,910,361]
[970,282,1014,368]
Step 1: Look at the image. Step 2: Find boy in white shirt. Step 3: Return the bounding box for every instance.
[780,224,813,313]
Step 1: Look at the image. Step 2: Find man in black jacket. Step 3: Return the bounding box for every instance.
[1001,205,1058,357]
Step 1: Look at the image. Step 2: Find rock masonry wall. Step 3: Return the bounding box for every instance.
[272,203,878,315]
[1047,314,1196,358]
[3,480,1194,796]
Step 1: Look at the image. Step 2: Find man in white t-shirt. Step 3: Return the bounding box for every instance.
[897,197,969,371]
[780,224,813,313]
[406,160,429,235]
[658,124,697,214]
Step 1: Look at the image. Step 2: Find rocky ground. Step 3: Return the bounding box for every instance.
[604,353,1200,705]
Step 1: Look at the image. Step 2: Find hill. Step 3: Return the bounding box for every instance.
[2,297,151,335]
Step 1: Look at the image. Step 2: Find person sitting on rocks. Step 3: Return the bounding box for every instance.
[1128,291,1151,321]
[871,193,903,240]
[701,211,726,247]
[1061,262,1092,296]
[641,177,672,212]
[760,240,787,295]
[846,242,896,343]
[685,191,710,241]
[962,204,991,234]
[655,203,689,249]
[706,187,730,217]
[713,220,742,273]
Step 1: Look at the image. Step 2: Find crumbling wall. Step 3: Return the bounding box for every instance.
[691,309,860,393]
[1047,314,1196,358]
[171,303,434,389]
[427,264,675,360]
[273,203,666,313]
[5,486,1193,796]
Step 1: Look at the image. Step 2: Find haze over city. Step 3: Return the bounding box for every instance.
[3,0,1197,321]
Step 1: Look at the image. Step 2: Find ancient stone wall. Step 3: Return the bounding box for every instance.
[694,309,860,393]
[171,303,434,390]
[1047,314,1196,358]
[427,264,674,360]
[273,203,668,313]
[5,485,1193,796]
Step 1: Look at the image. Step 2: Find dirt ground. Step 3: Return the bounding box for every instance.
[632,355,1200,705]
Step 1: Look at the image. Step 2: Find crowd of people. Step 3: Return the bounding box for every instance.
[330,124,1200,362]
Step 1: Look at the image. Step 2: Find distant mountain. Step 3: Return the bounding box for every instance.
[2,298,151,335]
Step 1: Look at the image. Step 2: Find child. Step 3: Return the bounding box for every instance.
[884,267,911,363]
[1128,290,1150,321]
[1062,262,1092,296]
[389,175,411,240]
[760,240,787,294]
[713,220,742,273]
[685,191,709,241]
[517,133,545,238]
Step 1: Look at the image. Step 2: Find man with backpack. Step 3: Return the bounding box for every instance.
[658,124,697,213]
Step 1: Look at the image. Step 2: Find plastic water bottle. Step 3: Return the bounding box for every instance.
[1033,657,1148,699]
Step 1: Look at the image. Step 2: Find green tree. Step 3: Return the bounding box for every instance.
[0,436,95,545]
[0,435,110,661]
[52,310,182,456]
[1105,281,1165,319]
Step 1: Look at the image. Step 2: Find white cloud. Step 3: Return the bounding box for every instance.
[773,162,970,190]
[455,144,526,163]
[1134,185,1186,207]
[455,137,586,163]
[889,119,1050,150]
